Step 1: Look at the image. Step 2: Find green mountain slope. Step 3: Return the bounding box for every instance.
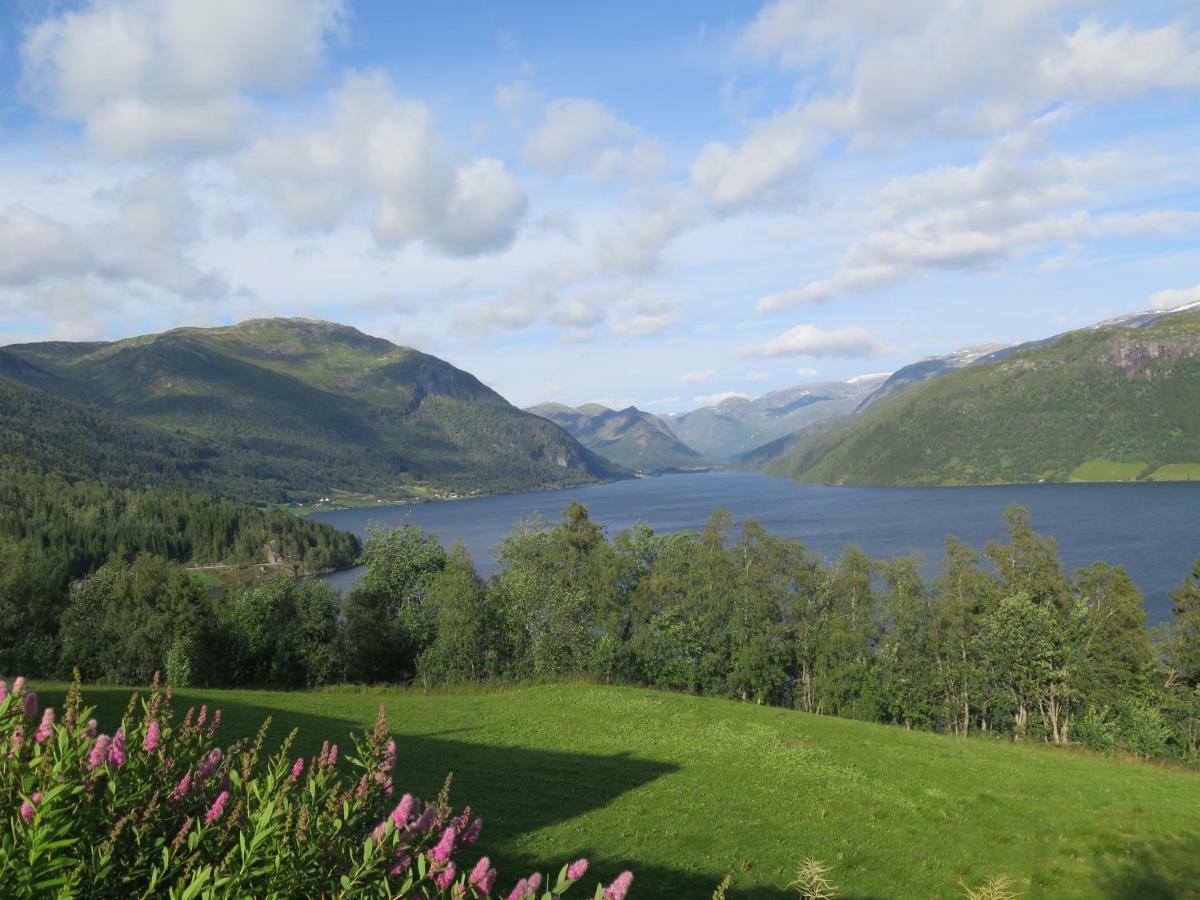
[2,318,625,502]
[774,309,1200,485]
[527,402,710,473]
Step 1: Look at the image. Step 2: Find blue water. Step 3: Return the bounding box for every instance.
[312,472,1200,622]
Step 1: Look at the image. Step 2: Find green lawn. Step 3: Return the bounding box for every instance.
[31,682,1200,899]
[1148,463,1200,481]
[1069,459,1148,482]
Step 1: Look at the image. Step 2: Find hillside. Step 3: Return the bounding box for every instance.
[1,319,625,503]
[668,374,888,459]
[773,308,1200,485]
[732,415,850,469]
[527,402,710,473]
[41,680,1200,899]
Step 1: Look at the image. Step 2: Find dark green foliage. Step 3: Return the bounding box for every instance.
[216,577,342,688]
[0,470,360,579]
[57,554,215,685]
[1,318,625,504]
[381,502,1200,761]
[340,524,449,683]
[772,309,1200,485]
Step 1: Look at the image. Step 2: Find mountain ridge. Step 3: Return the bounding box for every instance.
[2,317,627,503]
[527,402,710,474]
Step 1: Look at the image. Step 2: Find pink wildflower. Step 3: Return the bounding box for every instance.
[461,816,483,846]
[12,676,25,695]
[143,720,161,753]
[326,743,338,769]
[22,691,37,719]
[84,719,97,738]
[108,729,127,766]
[197,747,222,781]
[8,725,23,758]
[354,773,368,800]
[412,805,436,834]
[506,878,528,900]
[431,825,457,865]
[526,874,542,894]
[87,734,111,770]
[377,739,397,795]
[469,856,492,886]
[390,793,417,829]
[566,858,589,882]
[197,705,207,727]
[171,773,191,801]
[34,708,55,744]
[389,853,412,877]
[289,756,304,781]
[204,790,230,825]
[603,871,634,900]
[435,861,458,890]
[211,708,222,730]
[0,680,7,702]
[19,799,35,824]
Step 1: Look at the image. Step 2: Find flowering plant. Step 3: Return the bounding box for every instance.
[0,675,632,898]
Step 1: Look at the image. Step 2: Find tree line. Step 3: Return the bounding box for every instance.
[6,499,1198,760]
[0,471,360,674]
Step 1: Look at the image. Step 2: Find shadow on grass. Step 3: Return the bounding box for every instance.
[1091,832,1200,900]
[39,686,875,898]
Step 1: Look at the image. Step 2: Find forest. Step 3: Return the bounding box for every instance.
[7,498,1198,762]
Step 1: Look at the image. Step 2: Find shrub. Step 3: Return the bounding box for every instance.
[0,674,632,898]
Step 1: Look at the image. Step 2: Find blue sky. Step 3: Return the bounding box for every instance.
[2,1,1199,411]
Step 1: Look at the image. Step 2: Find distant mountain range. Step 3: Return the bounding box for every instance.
[763,304,1200,485]
[665,375,889,458]
[0,318,625,504]
[527,402,711,474]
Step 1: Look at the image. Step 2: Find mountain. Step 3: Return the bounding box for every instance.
[668,374,889,459]
[1,318,626,503]
[855,345,1008,411]
[732,415,851,470]
[527,402,709,473]
[771,305,1200,486]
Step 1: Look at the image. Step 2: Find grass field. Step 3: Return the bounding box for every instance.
[1069,459,1148,482]
[1148,464,1200,481]
[31,681,1200,899]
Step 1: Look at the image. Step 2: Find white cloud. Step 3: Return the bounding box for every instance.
[705,1,1200,218]
[239,71,527,256]
[745,370,770,381]
[1149,283,1200,310]
[795,367,818,377]
[0,172,228,301]
[523,97,668,180]
[677,369,714,384]
[692,107,815,211]
[737,2,1200,142]
[0,208,93,286]
[611,313,677,339]
[757,135,1199,312]
[22,0,346,158]
[745,323,885,358]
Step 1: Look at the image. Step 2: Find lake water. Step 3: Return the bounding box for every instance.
[312,472,1200,622]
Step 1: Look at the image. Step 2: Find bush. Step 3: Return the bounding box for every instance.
[0,675,632,898]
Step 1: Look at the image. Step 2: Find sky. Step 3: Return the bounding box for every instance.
[1,0,1199,412]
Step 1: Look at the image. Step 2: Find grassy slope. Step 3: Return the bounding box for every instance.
[33,682,1200,899]
[776,311,1200,486]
